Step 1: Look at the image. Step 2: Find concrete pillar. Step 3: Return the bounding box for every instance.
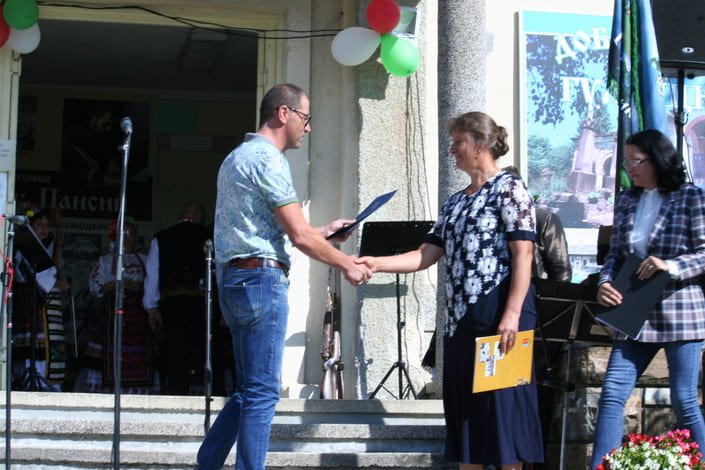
[435,0,487,394]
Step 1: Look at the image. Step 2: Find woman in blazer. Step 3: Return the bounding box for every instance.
[590,129,705,468]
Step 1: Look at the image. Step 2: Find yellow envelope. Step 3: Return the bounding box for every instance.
[472,329,534,393]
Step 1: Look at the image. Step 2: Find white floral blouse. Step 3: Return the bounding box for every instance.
[426,171,536,337]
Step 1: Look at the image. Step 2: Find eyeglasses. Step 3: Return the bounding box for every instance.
[286,106,312,126]
[623,158,650,168]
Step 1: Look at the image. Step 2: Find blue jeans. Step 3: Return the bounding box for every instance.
[590,339,705,469]
[197,265,289,470]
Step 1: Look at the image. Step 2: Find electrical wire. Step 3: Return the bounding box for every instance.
[399,72,438,367]
[36,2,342,39]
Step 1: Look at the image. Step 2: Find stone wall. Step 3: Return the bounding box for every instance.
[544,345,690,468]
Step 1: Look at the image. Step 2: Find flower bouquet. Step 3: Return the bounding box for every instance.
[597,429,705,469]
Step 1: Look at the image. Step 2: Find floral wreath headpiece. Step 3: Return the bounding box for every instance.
[107,216,137,241]
[25,207,44,222]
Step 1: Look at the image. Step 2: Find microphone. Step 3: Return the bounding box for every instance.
[3,214,29,225]
[120,116,133,135]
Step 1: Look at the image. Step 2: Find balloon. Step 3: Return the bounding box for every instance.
[366,0,401,35]
[380,34,419,77]
[3,0,39,30]
[0,10,10,48]
[7,23,40,54]
[331,27,380,66]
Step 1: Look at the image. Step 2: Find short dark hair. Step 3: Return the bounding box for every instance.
[259,83,307,127]
[626,129,685,192]
[447,111,509,159]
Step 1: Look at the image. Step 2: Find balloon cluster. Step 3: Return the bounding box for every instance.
[0,0,41,54]
[331,0,419,78]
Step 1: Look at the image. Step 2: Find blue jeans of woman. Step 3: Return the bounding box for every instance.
[590,339,705,469]
[197,265,289,470]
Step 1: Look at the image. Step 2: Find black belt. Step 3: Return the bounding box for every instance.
[229,257,289,276]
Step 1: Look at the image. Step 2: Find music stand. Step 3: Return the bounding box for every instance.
[361,221,434,400]
[534,278,612,470]
[13,224,55,391]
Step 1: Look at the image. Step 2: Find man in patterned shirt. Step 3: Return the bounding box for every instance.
[196,83,371,469]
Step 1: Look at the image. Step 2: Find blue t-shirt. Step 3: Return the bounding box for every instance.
[214,133,299,266]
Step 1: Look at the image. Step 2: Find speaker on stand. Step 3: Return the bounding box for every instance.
[653,0,705,399]
[652,0,705,159]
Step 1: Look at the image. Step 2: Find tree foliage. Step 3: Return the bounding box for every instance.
[527,135,574,195]
[526,34,608,125]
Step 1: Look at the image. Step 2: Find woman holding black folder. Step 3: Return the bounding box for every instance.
[358,112,543,469]
[12,207,70,390]
[590,129,705,468]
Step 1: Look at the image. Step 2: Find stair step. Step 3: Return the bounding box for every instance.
[0,392,450,468]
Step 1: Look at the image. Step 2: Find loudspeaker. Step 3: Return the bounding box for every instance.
[652,0,705,76]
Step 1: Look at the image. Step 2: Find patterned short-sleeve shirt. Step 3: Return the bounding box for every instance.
[427,171,536,337]
[214,133,299,266]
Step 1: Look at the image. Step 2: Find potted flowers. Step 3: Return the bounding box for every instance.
[597,429,705,469]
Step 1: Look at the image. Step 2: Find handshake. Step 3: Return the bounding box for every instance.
[321,217,380,287]
[344,255,378,286]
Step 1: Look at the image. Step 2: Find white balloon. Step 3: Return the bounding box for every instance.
[331,27,380,66]
[7,23,40,54]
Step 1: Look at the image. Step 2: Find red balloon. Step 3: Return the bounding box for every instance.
[366,0,401,35]
[0,10,10,48]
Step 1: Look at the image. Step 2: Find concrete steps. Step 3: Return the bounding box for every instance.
[0,392,452,469]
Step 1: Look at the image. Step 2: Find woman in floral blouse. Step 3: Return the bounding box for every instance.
[358,111,542,469]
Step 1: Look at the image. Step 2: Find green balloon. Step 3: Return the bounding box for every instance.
[3,0,39,30]
[380,34,419,77]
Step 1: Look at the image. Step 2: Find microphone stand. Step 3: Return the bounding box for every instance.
[203,240,214,434]
[18,257,49,392]
[112,122,132,470]
[2,218,18,468]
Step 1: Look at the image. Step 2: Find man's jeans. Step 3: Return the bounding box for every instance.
[590,339,705,469]
[197,265,289,470]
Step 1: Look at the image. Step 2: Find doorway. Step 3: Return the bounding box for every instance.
[13,13,259,395]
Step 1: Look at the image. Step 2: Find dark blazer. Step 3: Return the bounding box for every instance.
[599,184,705,342]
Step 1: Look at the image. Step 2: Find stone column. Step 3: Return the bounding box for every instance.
[435,0,487,394]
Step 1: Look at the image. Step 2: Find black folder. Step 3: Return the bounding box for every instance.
[326,190,396,240]
[595,254,669,339]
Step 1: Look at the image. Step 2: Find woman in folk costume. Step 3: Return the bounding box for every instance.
[13,208,70,391]
[85,217,156,393]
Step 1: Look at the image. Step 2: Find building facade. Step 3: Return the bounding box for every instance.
[0,0,614,399]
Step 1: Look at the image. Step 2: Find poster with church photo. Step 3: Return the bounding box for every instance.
[521,10,705,282]
[520,11,618,282]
